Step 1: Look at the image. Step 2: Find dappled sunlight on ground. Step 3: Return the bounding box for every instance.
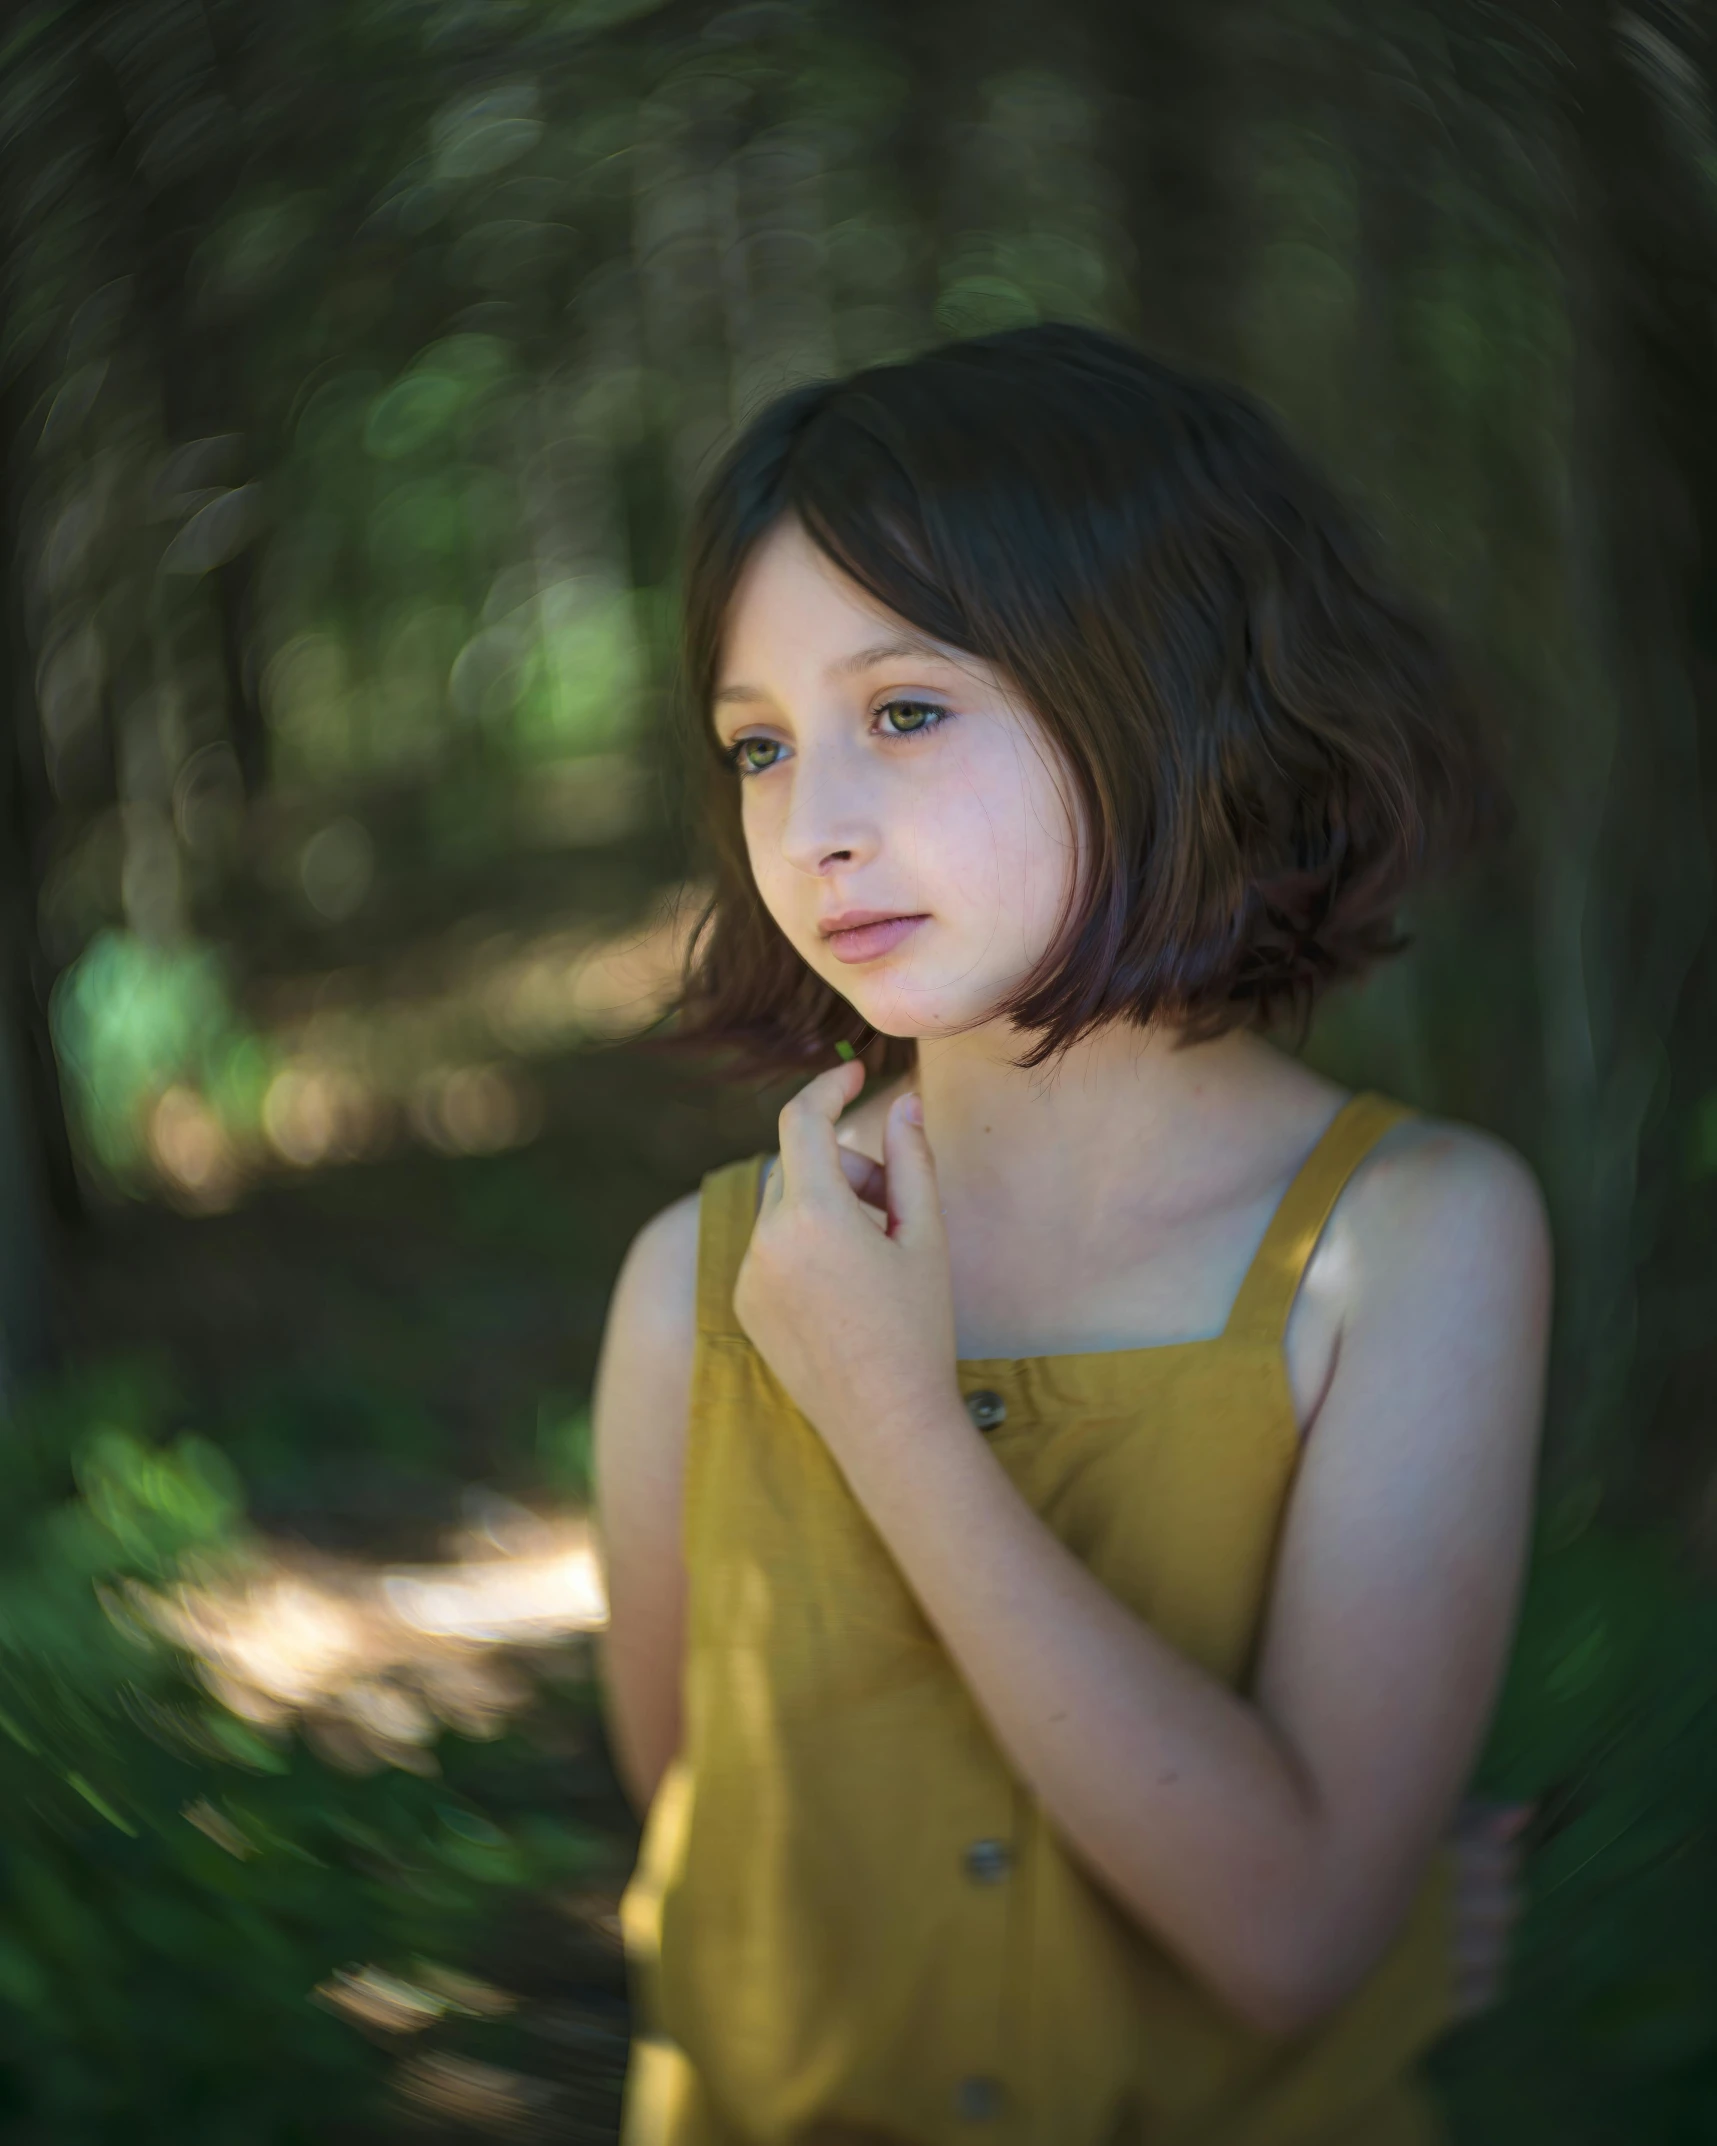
[143,1495,609,1775]
[139,888,698,1211]
[101,1489,638,2139]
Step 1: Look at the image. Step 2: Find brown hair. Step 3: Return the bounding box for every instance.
[668,322,1504,1079]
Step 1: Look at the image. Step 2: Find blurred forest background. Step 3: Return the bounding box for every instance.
[1,0,1716,2139]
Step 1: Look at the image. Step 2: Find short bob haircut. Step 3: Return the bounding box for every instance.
[670,322,1503,1079]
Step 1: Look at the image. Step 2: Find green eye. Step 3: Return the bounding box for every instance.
[727,737,783,776]
[878,700,946,737]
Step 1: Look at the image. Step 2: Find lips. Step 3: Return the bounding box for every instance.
[817,911,928,965]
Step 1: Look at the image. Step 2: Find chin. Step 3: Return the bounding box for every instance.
[806,937,1030,1039]
[832,985,1001,1043]
[823,991,929,1041]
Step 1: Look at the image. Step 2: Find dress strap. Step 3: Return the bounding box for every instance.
[1222,1091,1419,1348]
[694,1153,768,1337]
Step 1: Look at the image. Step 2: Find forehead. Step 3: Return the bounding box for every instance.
[719,518,901,669]
[715,518,1009,723]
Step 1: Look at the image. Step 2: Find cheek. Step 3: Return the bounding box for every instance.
[937,743,1079,930]
[738,786,813,941]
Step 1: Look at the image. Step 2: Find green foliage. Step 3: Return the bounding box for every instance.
[0,1364,598,2145]
[537,1399,595,1503]
[49,934,274,1177]
[1434,1513,1717,2143]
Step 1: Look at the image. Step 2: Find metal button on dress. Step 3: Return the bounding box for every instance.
[954,2075,1006,2122]
[963,1837,1013,1884]
[964,1389,1007,1432]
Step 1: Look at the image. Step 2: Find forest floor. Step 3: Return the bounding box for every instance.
[54,1039,782,2143]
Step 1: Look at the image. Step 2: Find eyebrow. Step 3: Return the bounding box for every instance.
[712,634,958,709]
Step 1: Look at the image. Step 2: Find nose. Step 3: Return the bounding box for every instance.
[776,749,880,879]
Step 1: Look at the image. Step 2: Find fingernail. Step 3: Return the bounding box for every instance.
[901,1093,924,1126]
[834,1040,857,1063]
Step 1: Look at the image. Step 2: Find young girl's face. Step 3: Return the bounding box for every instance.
[714,516,1083,1045]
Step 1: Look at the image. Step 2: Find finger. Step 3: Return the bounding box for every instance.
[776,1061,866,1206]
[1456,1796,1535,1843]
[1450,1880,1524,1926]
[1453,1967,1508,2018]
[881,1090,939,1242]
[1462,1924,1521,1968]
[1452,1897,1522,1934]
[1451,1841,1524,1885]
[836,1144,889,1211]
[1453,1932,1515,1981]
[1453,1967,1504,2020]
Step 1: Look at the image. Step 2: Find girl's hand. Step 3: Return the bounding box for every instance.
[1447,1798,1532,2019]
[732,1061,959,1458]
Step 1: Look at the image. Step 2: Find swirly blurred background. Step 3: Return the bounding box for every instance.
[0,0,1714,2139]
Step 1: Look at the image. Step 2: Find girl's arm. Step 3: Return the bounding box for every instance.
[736,1067,1551,2039]
[590,1193,700,1819]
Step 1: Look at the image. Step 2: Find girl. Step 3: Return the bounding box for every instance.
[593,324,1550,2146]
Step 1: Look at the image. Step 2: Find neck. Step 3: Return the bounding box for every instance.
[908,1018,1310,1213]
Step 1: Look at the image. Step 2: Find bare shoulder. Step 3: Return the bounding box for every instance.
[591,1191,702,1815]
[609,1190,702,1347]
[591,1191,702,1483]
[1309,1110,1554,1447]
[1339,1112,1552,1292]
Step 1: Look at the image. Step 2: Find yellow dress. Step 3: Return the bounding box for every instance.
[620,1091,1456,2146]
